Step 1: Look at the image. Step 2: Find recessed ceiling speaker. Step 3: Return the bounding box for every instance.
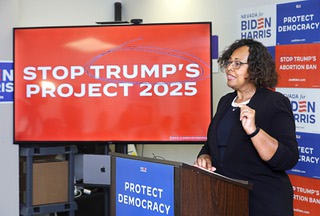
[114,2,122,21]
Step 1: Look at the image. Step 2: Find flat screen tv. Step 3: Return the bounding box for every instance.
[14,22,212,144]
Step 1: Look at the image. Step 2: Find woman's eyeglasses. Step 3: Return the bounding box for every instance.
[223,60,248,70]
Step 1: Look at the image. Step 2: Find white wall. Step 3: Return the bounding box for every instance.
[0,0,300,215]
[0,1,19,215]
[17,0,115,26]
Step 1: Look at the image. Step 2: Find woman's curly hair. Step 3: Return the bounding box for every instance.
[217,38,278,88]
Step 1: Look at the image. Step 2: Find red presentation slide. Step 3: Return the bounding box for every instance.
[14,23,212,143]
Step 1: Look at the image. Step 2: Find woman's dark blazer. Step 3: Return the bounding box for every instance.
[198,87,299,216]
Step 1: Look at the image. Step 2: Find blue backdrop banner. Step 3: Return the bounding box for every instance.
[287,132,320,179]
[0,61,13,103]
[277,1,320,45]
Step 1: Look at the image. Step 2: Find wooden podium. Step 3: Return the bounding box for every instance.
[110,153,252,216]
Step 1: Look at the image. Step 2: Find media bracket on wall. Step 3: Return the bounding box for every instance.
[130,19,143,25]
[95,19,143,25]
[95,21,129,25]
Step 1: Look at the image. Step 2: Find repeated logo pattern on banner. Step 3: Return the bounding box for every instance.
[238,1,320,215]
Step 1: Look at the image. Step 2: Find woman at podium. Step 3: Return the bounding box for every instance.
[194,38,299,216]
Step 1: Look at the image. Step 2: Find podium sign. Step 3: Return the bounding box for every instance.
[111,153,251,216]
[115,157,174,216]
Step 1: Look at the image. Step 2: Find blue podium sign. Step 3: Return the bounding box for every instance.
[115,157,174,216]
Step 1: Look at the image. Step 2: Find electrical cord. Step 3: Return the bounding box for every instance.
[74,188,83,198]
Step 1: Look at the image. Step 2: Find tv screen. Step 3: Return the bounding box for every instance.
[14,22,212,144]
